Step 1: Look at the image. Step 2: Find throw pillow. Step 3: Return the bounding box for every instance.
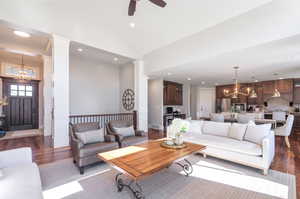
[202,121,231,137]
[228,123,247,141]
[188,120,203,134]
[244,124,271,145]
[113,126,135,137]
[76,128,105,144]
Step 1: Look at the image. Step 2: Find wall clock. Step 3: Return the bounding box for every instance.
[122,89,135,111]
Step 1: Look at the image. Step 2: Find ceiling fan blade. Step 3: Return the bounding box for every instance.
[128,0,136,16]
[148,0,167,7]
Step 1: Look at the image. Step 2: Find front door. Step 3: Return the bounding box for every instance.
[3,78,39,131]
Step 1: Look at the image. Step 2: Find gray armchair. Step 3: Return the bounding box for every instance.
[69,122,119,174]
[106,120,148,148]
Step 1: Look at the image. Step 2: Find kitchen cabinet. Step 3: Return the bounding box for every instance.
[294,79,300,104]
[275,79,293,94]
[262,81,274,95]
[163,81,183,105]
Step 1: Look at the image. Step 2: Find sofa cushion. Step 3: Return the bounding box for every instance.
[0,163,43,199]
[187,120,203,134]
[121,136,148,147]
[202,121,231,137]
[113,126,135,137]
[79,142,119,157]
[228,123,247,141]
[72,122,100,133]
[183,134,262,156]
[244,124,271,145]
[76,128,105,144]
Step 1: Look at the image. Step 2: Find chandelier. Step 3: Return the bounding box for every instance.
[223,66,257,99]
[16,55,32,81]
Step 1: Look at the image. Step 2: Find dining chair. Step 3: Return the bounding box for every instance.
[274,114,294,148]
[272,111,286,125]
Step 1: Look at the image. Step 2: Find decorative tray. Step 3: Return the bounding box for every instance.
[160,141,187,149]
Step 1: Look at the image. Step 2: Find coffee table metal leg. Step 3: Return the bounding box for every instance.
[175,158,193,176]
[115,173,145,199]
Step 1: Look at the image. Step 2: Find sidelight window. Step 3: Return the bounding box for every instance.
[10,84,33,97]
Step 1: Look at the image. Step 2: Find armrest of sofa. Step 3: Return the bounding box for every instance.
[0,147,32,168]
[104,134,116,142]
[262,130,275,168]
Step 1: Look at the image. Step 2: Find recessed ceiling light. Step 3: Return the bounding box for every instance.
[167,72,172,76]
[114,57,119,61]
[255,79,259,82]
[14,30,31,38]
[187,78,192,81]
[201,81,205,85]
[279,77,283,80]
[129,22,135,28]
[77,48,83,52]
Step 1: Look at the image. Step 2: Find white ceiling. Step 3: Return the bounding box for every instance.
[0,0,272,58]
[154,34,300,86]
[1,0,300,85]
[0,20,50,56]
[70,42,133,66]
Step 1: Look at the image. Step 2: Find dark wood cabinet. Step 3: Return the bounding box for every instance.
[216,79,294,105]
[294,79,300,104]
[163,81,183,105]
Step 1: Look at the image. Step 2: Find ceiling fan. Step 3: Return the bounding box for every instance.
[128,0,167,16]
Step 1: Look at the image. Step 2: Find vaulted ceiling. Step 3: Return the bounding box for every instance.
[0,0,271,58]
[0,0,300,85]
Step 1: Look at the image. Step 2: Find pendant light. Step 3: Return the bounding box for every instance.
[16,54,31,81]
[272,73,281,98]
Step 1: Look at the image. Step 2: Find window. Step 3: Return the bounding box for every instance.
[10,84,33,97]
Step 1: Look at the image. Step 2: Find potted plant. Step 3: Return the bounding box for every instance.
[167,119,189,145]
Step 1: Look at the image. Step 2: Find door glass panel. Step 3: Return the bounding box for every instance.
[19,91,25,96]
[11,90,17,96]
[11,85,18,90]
[26,91,32,96]
[18,85,25,91]
[26,86,32,91]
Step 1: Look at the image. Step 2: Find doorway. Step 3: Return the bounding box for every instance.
[3,78,39,131]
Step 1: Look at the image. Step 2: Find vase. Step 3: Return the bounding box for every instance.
[174,134,183,145]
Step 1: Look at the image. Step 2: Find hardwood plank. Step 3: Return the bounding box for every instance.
[98,140,205,180]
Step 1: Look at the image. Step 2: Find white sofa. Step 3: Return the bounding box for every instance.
[183,121,275,175]
[0,147,43,199]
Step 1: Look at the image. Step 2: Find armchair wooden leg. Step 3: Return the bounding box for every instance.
[284,136,291,148]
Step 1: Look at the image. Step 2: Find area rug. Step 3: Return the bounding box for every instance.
[39,155,296,199]
[0,129,42,141]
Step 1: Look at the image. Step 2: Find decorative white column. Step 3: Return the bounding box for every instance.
[52,35,70,148]
[134,60,148,132]
[42,55,53,137]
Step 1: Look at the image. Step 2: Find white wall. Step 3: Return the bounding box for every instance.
[190,87,216,119]
[148,79,163,130]
[69,56,120,115]
[119,63,134,112]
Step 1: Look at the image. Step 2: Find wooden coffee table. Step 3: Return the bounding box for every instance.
[98,139,206,199]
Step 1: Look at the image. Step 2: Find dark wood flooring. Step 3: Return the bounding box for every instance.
[0,129,299,197]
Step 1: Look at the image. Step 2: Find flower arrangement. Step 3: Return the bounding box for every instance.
[167,119,189,145]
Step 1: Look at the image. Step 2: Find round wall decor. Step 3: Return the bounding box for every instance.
[122,89,135,111]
